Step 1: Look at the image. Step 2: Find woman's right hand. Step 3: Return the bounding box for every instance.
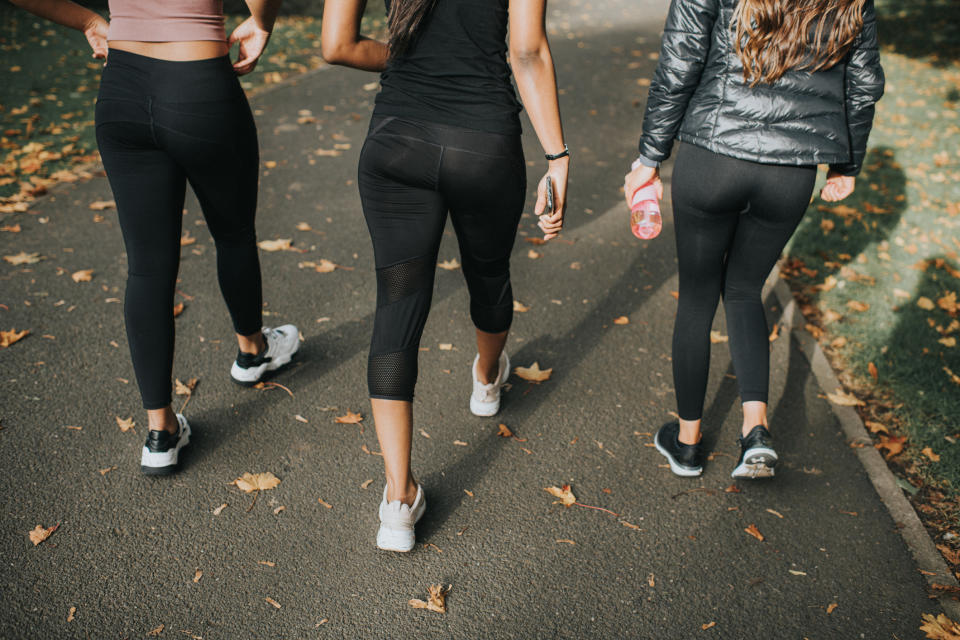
[623,163,662,209]
[535,158,569,241]
[83,14,108,60]
[820,171,855,202]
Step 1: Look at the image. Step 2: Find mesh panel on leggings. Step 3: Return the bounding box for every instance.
[376,257,434,306]
[368,348,418,400]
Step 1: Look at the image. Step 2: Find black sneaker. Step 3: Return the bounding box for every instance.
[731,425,778,479]
[654,421,703,477]
[140,414,191,475]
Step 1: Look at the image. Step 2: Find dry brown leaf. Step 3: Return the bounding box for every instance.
[360,444,383,456]
[232,472,281,493]
[515,362,552,382]
[317,497,333,509]
[724,484,741,493]
[409,584,449,614]
[67,606,76,622]
[940,337,957,348]
[296,221,312,231]
[0,329,29,348]
[70,269,93,283]
[438,343,453,350]
[212,503,227,516]
[334,410,363,424]
[922,447,941,462]
[4,251,42,265]
[115,416,135,432]
[299,259,349,273]
[0,224,22,233]
[496,423,513,438]
[88,200,115,211]
[527,249,542,259]
[147,624,164,636]
[918,297,936,310]
[513,300,530,312]
[669,290,679,300]
[920,613,960,639]
[647,573,655,587]
[257,238,293,252]
[744,524,764,541]
[98,466,117,475]
[556,538,575,544]
[545,484,576,507]
[438,258,460,270]
[179,232,196,246]
[864,420,889,435]
[613,316,630,325]
[868,362,879,381]
[826,388,863,406]
[876,435,907,459]
[946,366,960,387]
[172,302,185,317]
[265,597,282,609]
[193,569,202,583]
[453,440,468,446]
[709,331,728,343]
[768,324,780,342]
[622,521,641,530]
[360,479,373,489]
[174,378,198,396]
[938,292,959,315]
[846,300,870,312]
[29,523,59,546]
[702,622,716,630]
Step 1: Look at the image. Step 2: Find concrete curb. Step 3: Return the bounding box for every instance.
[767,263,960,619]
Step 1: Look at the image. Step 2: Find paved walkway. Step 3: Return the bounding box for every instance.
[0,0,945,637]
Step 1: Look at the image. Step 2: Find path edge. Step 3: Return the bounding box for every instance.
[766,263,960,619]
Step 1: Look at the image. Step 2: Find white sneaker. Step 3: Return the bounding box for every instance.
[376,484,426,552]
[230,324,300,386]
[140,413,191,475]
[470,351,510,416]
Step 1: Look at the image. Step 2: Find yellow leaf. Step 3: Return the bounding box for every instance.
[409,584,449,614]
[939,337,956,348]
[544,484,576,507]
[937,292,958,314]
[918,297,936,310]
[257,238,293,252]
[232,472,281,493]
[919,612,960,639]
[515,362,552,382]
[70,269,93,282]
[193,569,202,583]
[0,328,29,348]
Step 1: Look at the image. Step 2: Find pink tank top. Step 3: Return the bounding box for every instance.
[107,0,226,43]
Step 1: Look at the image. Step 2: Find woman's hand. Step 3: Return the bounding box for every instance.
[535,157,569,241]
[229,17,272,75]
[83,14,108,60]
[624,163,662,209]
[820,171,855,202]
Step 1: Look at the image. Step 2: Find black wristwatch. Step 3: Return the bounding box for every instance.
[544,144,569,161]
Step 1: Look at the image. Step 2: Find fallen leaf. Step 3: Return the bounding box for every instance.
[846,300,870,312]
[147,624,164,636]
[360,444,382,456]
[1,224,21,233]
[296,222,312,231]
[88,200,115,210]
[940,337,957,348]
[174,378,198,395]
[768,324,780,342]
[919,613,960,639]
[515,362,552,382]
[193,570,202,583]
[438,343,453,350]
[70,269,93,282]
[67,606,76,622]
[97,466,117,475]
[453,440,468,446]
[172,302,186,318]
[744,524,764,541]
[497,423,513,437]
[299,259,349,273]
[876,435,907,459]
[946,366,960,386]
[613,316,630,325]
[438,258,460,270]
[258,560,275,567]
[179,232,196,246]
[868,362,879,381]
[922,447,941,462]
[294,414,308,423]
[0,329,29,348]
[360,479,373,489]
[409,584,449,614]
[864,420,889,435]
[232,472,281,493]
[622,521,641,530]
[29,523,59,546]
[765,508,784,519]
[556,539,575,544]
[545,484,576,507]
[702,622,716,630]
[335,410,363,424]
[273,506,285,514]
[826,388,863,406]
[265,597,281,609]
[257,238,293,252]
[115,416,135,432]
[513,300,530,312]
[464,489,474,497]
[212,503,227,516]
[709,331,728,343]
[789,570,807,576]
[938,292,959,314]
[918,297,936,310]
[317,498,333,509]
[4,251,42,265]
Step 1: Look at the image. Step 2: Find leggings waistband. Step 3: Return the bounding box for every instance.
[100,49,242,103]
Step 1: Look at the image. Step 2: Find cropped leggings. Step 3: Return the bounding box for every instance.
[358,116,526,401]
[671,143,817,420]
[95,50,263,409]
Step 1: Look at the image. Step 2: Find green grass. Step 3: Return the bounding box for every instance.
[786,3,960,502]
[0,7,383,202]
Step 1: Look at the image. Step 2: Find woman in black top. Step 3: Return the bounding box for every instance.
[322,0,567,551]
[624,0,884,479]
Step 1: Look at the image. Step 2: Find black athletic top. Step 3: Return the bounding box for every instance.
[374,0,523,135]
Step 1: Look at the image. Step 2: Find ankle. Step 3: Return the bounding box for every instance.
[476,355,501,385]
[147,407,178,434]
[742,422,769,437]
[237,330,265,355]
[677,419,701,446]
[386,478,419,506]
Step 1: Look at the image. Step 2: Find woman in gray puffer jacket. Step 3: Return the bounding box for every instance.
[625,0,884,480]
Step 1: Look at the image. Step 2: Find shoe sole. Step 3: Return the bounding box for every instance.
[731,447,778,479]
[376,527,416,552]
[654,437,702,477]
[230,343,299,387]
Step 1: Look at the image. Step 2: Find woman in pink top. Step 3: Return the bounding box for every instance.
[10,0,300,475]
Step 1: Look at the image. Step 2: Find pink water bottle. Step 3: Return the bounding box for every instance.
[629,159,662,240]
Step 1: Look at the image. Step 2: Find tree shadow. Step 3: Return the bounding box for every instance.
[874,0,960,67]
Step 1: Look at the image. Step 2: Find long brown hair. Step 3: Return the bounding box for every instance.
[734,0,868,85]
[387,0,438,58]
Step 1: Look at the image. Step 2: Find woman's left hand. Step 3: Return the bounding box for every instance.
[229,17,272,75]
[820,171,855,202]
[624,163,662,209]
[83,14,108,60]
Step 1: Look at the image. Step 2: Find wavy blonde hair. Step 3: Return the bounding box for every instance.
[734,0,868,85]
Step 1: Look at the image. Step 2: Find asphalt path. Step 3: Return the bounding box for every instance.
[0,0,942,637]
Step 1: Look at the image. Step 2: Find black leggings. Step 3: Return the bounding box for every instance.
[95,50,262,409]
[358,116,526,401]
[671,143,817,420]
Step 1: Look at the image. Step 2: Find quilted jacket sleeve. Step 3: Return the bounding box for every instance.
[829,0,885,176]
[638,0,720,162]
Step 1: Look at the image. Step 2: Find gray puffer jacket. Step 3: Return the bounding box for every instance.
[639,0,885,175]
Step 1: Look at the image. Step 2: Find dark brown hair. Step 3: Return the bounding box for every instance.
[388,0,438,58]
[734,0,868,85]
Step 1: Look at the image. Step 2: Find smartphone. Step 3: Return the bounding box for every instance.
[545,176,555,214]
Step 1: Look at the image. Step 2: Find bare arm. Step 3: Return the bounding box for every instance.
[230,0,284,74]
[509,0,567,240]
[321,0,389,72]
[9,0,107,58]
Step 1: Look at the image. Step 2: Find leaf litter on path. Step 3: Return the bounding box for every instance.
[409,584,450,614]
